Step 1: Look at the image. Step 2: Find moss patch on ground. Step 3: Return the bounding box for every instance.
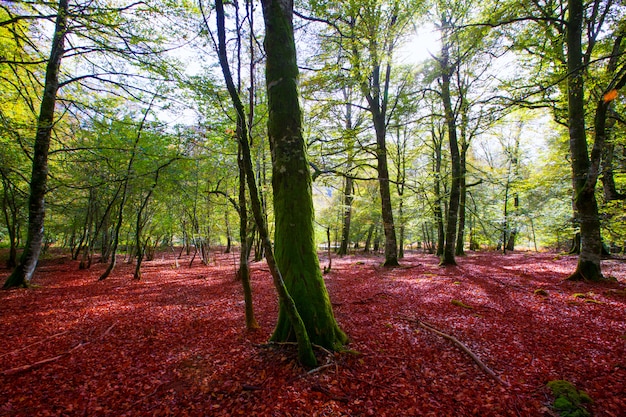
[547,380,592,417]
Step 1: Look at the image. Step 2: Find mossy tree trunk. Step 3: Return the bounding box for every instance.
[261,0,347,350]
[215,0,345,365]
[3,0,68,289]
[565,0,603,281]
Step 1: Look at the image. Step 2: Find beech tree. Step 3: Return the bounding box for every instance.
[491,0,625,279]
[2,0,180,288]
[214,0,346,365]
[260,0,347,353]
[2,0,68,288]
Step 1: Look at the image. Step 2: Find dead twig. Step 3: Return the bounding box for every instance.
[0,330,69,359]
[0,323,116,376]
[402,316,510,387]
[307,363,335,375]
[0,341,89,375]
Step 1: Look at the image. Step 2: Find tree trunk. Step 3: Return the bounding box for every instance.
[566,0,603,281]
[216,0,346,365]
[260,0,347,351]
[455,143,468,256]
[338,97,355,257]
[1,173,20,269]
[375,123,399,266]
[237,144,258,330]
[506,195,519,252]
[440,50,461,266]
[3,0,68,288]
[364,223,375,253]
[337,175,353,256]
[601,140,625,201]
[600,33,626,202]
[432,130,445,257]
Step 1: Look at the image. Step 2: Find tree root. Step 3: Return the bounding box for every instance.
[402,316,510,387]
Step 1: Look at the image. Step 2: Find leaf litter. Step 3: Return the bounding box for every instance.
[0,250,625,416]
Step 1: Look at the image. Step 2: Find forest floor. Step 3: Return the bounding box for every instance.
[0,249,625,417]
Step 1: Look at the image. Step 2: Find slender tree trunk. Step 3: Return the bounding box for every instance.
[373,116,399,266]
[1,173,20,269]
[600,33,626,202]
[455,143,468,256]
[237,145,258,330]
[566,0,603,281]
[432,131,445,257]
[133,162,168,280]
[338,97,354,257]
[601,140,625,201]
[440,57,461,266]
[3,0,68,288]
[364,223,375,253]
[506,195,519,251]
[337,175,353,256]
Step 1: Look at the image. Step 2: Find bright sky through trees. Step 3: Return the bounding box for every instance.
[398,23,442,64]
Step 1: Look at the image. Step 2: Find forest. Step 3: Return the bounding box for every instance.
[0,0,625,416]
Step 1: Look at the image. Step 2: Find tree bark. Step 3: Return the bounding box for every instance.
[1,172,20,269]
[432,129,445,257]
[337,175,353,256]
[439,45,461,266]
[260,0,347,352]
[237,145,258,330]
[455,142,468,256]
[374,114,399,266]
[338,99,354,257]
[565,0,603,281]
[3,0,68,288]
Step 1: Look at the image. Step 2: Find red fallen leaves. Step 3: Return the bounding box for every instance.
[0,250,625,416]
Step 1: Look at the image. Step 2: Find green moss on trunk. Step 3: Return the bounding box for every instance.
[262,0,347,351]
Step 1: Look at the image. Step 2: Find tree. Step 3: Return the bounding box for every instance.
[2,0,180,288]
[3,0,68,288]
[437,17,462,265]
[564,0,606,281]
[260,0,347,352]
[494,0,624,279]
[214,0,346,366]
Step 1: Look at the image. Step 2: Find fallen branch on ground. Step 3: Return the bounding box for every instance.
[1,341,89,375]
[0,323,116,376]
[401,316,510,387]
[0,330,68,359]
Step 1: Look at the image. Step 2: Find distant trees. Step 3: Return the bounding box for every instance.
[1,0,624,297]
[1,0,183,287]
